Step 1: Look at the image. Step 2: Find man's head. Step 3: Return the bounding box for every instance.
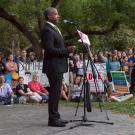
[21,50,27,57]
[44,7,60,24]
[97,51,103,57]
[18,77,24,85]
[15,49,21,57]
[133,48,135,55]
[0,75,5,85]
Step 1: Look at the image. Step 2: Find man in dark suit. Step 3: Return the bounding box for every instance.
[41,7,75,127]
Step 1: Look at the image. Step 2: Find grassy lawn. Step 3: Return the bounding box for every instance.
[60,97,135,117]
[99,97,135,116]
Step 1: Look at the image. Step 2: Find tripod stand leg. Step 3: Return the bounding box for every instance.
[74,84,84,116]
[70,116,113,129]
[70,121,93,129]
[86,120,114,125]
[86,81,92,112]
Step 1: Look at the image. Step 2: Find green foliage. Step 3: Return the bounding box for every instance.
[1,0,135,52]
[102,29,135,50]
[0,0,51,51]
[0,0,13,7]
[58,0,135,51]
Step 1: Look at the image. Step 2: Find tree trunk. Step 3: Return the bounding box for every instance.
[0,7,41,56]
[51,0,60,7]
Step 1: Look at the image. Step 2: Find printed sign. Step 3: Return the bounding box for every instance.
[111,71,129,93]
[86,63,107,92]
[18,61,69,87]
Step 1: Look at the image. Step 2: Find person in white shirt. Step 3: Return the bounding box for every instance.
[0,75,13,105]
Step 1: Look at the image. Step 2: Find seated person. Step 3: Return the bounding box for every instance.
[60,79,69,101]
[69,76,83,101]
[16,77,42,103]
[0,75,13,105]
[103,75,113,100]
[28,73,49,102]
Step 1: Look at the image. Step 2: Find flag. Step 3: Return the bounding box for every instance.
[77,30,90,46]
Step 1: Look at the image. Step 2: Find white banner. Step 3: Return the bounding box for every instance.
[18,61,106,92]
[86,63,107,92]
[18,61,69,87]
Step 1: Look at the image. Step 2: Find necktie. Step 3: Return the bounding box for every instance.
[54,26,62,36]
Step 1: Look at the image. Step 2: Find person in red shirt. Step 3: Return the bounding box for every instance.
[28,73,49,102]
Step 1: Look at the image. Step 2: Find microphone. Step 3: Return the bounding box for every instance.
[63,20,76,25]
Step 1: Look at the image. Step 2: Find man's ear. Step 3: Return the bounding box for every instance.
[48,15,51,20]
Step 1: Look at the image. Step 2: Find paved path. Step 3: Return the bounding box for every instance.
[0,104,135,135]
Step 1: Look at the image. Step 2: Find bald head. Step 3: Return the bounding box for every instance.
[44,7,56,20]
[44,7,60,24]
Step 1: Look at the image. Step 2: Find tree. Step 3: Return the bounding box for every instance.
[0,0,135,56]
[58,0,135,51]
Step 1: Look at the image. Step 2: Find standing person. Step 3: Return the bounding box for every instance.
[14,49,21,64]
[41,7,75,127]
[20,50,31,64]
[128,48,135,93]
[0,55,6,75]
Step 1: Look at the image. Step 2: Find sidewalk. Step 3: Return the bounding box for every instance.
[0,104,135,135]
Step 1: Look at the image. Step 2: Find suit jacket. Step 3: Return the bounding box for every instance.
[41,23,68,74]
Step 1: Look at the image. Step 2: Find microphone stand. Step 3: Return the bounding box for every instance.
[68,24,114,129]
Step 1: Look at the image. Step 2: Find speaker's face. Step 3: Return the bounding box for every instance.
[48,8,60,24]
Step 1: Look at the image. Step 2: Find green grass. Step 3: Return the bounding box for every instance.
[60,98,135,117]
[98,98,135,116]
[59,100,83,107]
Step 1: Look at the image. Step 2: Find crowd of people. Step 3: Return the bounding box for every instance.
[0,47,135,105]
[67,48,135,100]
[0,49,48,105]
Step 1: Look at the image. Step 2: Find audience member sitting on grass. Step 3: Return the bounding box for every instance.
[60,79,69,101]
[16,77,42,104]
[69,76,83,102]
[0,75,13,105]
[28,73,49,102]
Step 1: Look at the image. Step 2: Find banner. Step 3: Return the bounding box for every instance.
[18,61,106,92]
[19,61,69,87]
[86,63,107,92]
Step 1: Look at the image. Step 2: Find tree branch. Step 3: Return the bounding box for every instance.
[0,7,41,55]
[83,21,120,35]
[51,0,60,7]
[65,20,120,40]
